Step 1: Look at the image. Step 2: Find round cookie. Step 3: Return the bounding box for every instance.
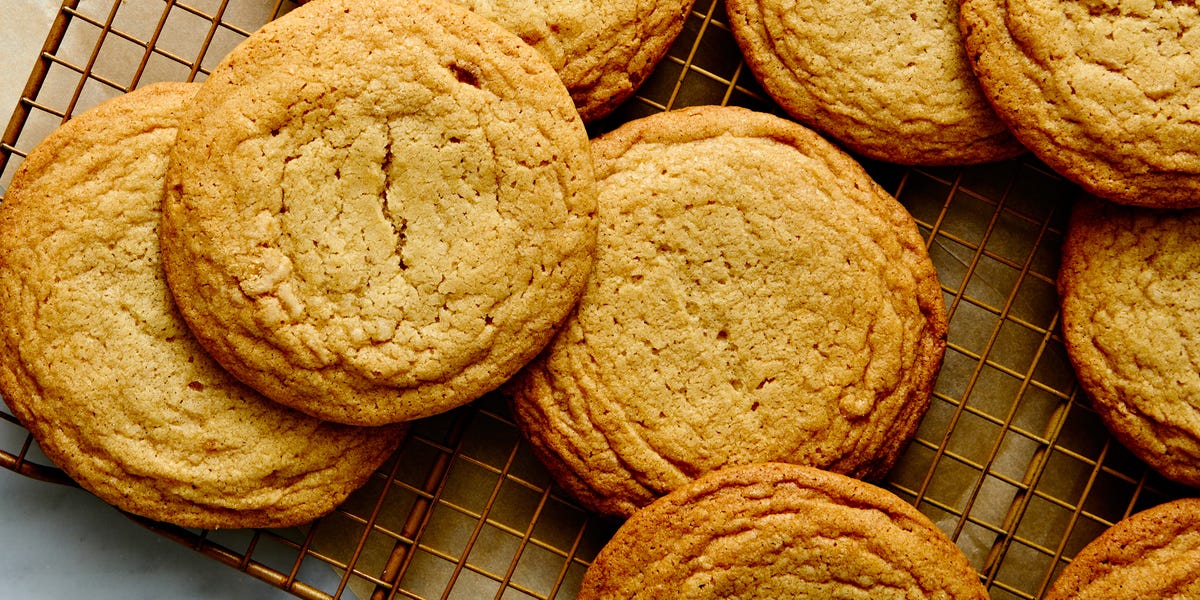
[448,0,695,122]
[1058,197,1200,487]
[578,463,988,599]
[0,82,404,529]
[960,0,1200,207]
[1044,498,1200,599]
[160,0,598,426]
[508,106,947,518]
[724,0,1023,165]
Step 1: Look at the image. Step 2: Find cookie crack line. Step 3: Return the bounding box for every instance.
[379,129,409,271]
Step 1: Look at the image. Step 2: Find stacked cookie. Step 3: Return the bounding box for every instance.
[301,0,696,122]
[158,0,598,427]
[32,0,1200,593]
[951,0,1200,592]
[491,102,966,595]
[0,82,405,529]
[995,0,1200,501]
[0,0,967,589]
[0,0,601,528]
[724,0,1200,210]
[442,0,697,122]
[725,0,1023,165]
[507,105,947,518]
[960,0,1200,208]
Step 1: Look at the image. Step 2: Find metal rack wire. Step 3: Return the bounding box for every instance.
[0,1,1191,599]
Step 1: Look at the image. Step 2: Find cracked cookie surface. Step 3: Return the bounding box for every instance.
[961,0,1200,207]
[1044,497,1200,599]
[1059,197,1200,486]
[448,0,694,122]
[578,463,987,599]
[725,0,1022,165]
[508,106,947,518]
[161,0,597,426]
[0,82,404,529]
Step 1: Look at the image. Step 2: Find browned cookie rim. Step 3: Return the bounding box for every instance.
[578,462,987,599]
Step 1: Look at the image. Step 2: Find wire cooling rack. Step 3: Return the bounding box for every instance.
[1,1,1193,599]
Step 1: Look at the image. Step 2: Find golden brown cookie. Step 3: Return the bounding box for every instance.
[508,106,947,518]
[724,0,1022,165]
[578,463,987,599]
[960,0,1200,207]
[1059,197,1200,487]
[0,82,404,529]
[160,0,597,426]
[448,0,695,122]
[1044,498,1200,600]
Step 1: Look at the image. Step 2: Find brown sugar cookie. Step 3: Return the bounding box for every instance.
[578,463,987,599]
[1059,197,1200,487]
[160,0,597,426]
[724,0,1023,165]
[960,0,1200,207]
[448,0,695,122]
[1044,498,1200,600]
[0,82,404,529]
[507,106,947,518]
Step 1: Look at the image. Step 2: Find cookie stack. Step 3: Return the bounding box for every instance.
[0,0,960,583]
[724,0,1200,209]
[999,0,1200,496]
[157,0,598,428]
[725,0,1023,165]
[493,97,975,593]
[303,0,697,123]
[0,81,407,530]
[960,0,1200,208]
[0,0,603,528]
[13,0,1200,593]
[952,0,1200,593]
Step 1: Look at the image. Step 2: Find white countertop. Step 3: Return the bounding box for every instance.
[0,2,328,598]
[0,465,308,599]
[0,1,55,120]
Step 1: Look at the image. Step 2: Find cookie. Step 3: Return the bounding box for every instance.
[508,106,947,518]
[448,0,695,122]
[0,82,404,529]
[578,463,987,599]
[1058,197,1200,487]
[724,0,1022,165]
[960,0,1200,207]
[1043,497,1200,599]
[160,0,597,426]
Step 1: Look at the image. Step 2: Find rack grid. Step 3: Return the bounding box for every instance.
[1,1,1190,598]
